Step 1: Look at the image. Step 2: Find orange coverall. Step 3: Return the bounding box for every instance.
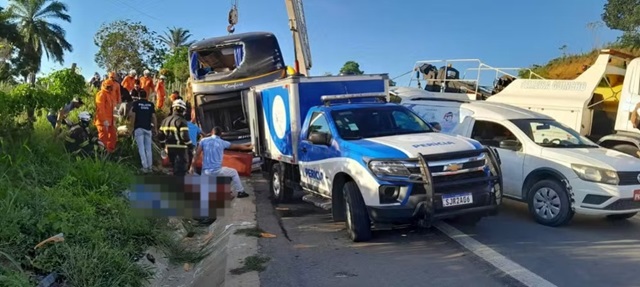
[108,72,121,105]
[121,75,136,92]
[95,80,117,152]
[156,80,166,109]
[140,76,154,99]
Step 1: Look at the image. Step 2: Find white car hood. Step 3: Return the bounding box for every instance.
[541,147,640,171]
[366,133,482,157]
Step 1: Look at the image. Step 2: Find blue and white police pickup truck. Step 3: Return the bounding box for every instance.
[245,74,503,242]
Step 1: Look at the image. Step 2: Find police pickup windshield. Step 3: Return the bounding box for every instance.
[331,106,434,139]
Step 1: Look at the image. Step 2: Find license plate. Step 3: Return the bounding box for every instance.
[634,190,640,201]
[442,193,473,207]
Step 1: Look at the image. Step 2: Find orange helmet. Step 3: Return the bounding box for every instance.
[101,79,114,90]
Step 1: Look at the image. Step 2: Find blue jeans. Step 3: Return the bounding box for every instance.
[134,128,153,169]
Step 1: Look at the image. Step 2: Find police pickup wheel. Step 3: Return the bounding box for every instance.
[527,179,574,227]
[343,181,372,242]
[270,163,293,203]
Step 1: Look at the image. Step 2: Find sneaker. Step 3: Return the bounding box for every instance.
[237,191,249,198]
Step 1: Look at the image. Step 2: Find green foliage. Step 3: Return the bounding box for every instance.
[5,0,73,74]
[0,111,162,286]
[159,27,195,52]
[40,68,88,108]
[339,61,364,75]
[602,0,640,46]
[0,67,166,285]
[94,19,166,73]
[162,46,190,83]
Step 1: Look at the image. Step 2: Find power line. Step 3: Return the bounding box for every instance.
[110,0,164,23]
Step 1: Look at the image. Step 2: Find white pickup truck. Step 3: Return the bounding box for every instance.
[398,87,640,226]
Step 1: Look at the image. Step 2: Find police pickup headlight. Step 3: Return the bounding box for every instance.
[571,164,619,185]
[368,160,412,177]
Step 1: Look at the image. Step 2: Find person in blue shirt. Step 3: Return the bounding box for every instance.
[190,126,252,198]
[186,121,203,168]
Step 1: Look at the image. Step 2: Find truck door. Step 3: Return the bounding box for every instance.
[470,120,526,199]
[298,111,337,196]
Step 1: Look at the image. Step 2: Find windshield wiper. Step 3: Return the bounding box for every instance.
[342,135,363,140]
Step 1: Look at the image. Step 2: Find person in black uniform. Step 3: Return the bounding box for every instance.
[157,99,193,176]
[64,111,100,156]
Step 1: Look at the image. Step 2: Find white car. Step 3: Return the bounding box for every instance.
[400,92,640,226]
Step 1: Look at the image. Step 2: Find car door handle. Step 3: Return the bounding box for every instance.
[301,147,307,153]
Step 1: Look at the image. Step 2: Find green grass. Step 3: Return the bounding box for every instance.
[157,232,212,265]
[234,227,266,238]
[0,109,164,286]
[229,255,270,275]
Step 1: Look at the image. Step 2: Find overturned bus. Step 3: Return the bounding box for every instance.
[189,31,288,142]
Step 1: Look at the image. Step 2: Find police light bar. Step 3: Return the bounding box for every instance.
[321,93,388,105]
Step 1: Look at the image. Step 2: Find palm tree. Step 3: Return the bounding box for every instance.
[6,0,73,76]
[159,27,195,52]
[0,7,19,43]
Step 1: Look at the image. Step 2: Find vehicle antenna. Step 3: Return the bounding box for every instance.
[227,0,239,34]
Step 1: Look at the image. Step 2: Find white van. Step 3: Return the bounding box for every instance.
[397,87,640,226]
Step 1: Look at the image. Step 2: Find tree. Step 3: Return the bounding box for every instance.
[602,0,640,45]
[6,0,73,77]
[159,27,195,52]
[94,20,165,73]
[559,44,568,57]
[161,46,190,83]
[339,61,364,75]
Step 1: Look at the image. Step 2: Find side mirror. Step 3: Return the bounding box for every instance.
[429,122,442,132]
[499,139,521,151]
[309,132,331,146]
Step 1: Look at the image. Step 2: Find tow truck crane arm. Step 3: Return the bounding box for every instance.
[285,0,312,76]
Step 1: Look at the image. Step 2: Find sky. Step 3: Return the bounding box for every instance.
[0,0,622,87]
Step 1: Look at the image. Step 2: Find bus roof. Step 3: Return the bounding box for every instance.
[189,31,276,51]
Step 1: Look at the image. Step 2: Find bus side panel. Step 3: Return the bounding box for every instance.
[259,85,296,163]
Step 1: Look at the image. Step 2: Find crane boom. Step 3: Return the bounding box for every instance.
[285,0,312,75]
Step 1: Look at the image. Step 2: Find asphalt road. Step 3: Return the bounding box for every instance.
[450,199,640,287]
[253,177,518,287]
[252,176,640,287]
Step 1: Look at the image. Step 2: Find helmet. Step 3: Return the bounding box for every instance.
[143,69,150,75]
[78,111,91,122]
[160,75,166,80]
[172,99,187,110]
[130,69,137,75]
[101,79,114,90]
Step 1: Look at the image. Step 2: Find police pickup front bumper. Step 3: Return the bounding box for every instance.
[366,148,503,224]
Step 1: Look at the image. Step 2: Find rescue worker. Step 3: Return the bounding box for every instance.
[156,75,166,109]
[108,72,122,106]
[140,70,155,103]
[95,79,117,153]
[190,126,251,198]
[157,100,193,176]
[89,73,102,90]
[54,97,84,134]
[65,111,99,156]
[121,70,137,93]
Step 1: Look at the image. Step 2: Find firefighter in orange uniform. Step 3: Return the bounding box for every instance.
[95,79,117,152]
[108,72,121,106]
[140,70,155,102]
[121,70,136,93]
[156,75,166,109]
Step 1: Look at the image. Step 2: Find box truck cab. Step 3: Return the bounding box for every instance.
[398,87,640,226]
[246,75,502,242]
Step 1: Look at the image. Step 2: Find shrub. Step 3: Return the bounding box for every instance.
[0,106,162,286]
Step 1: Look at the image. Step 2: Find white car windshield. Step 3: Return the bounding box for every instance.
[510,119,599,148]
